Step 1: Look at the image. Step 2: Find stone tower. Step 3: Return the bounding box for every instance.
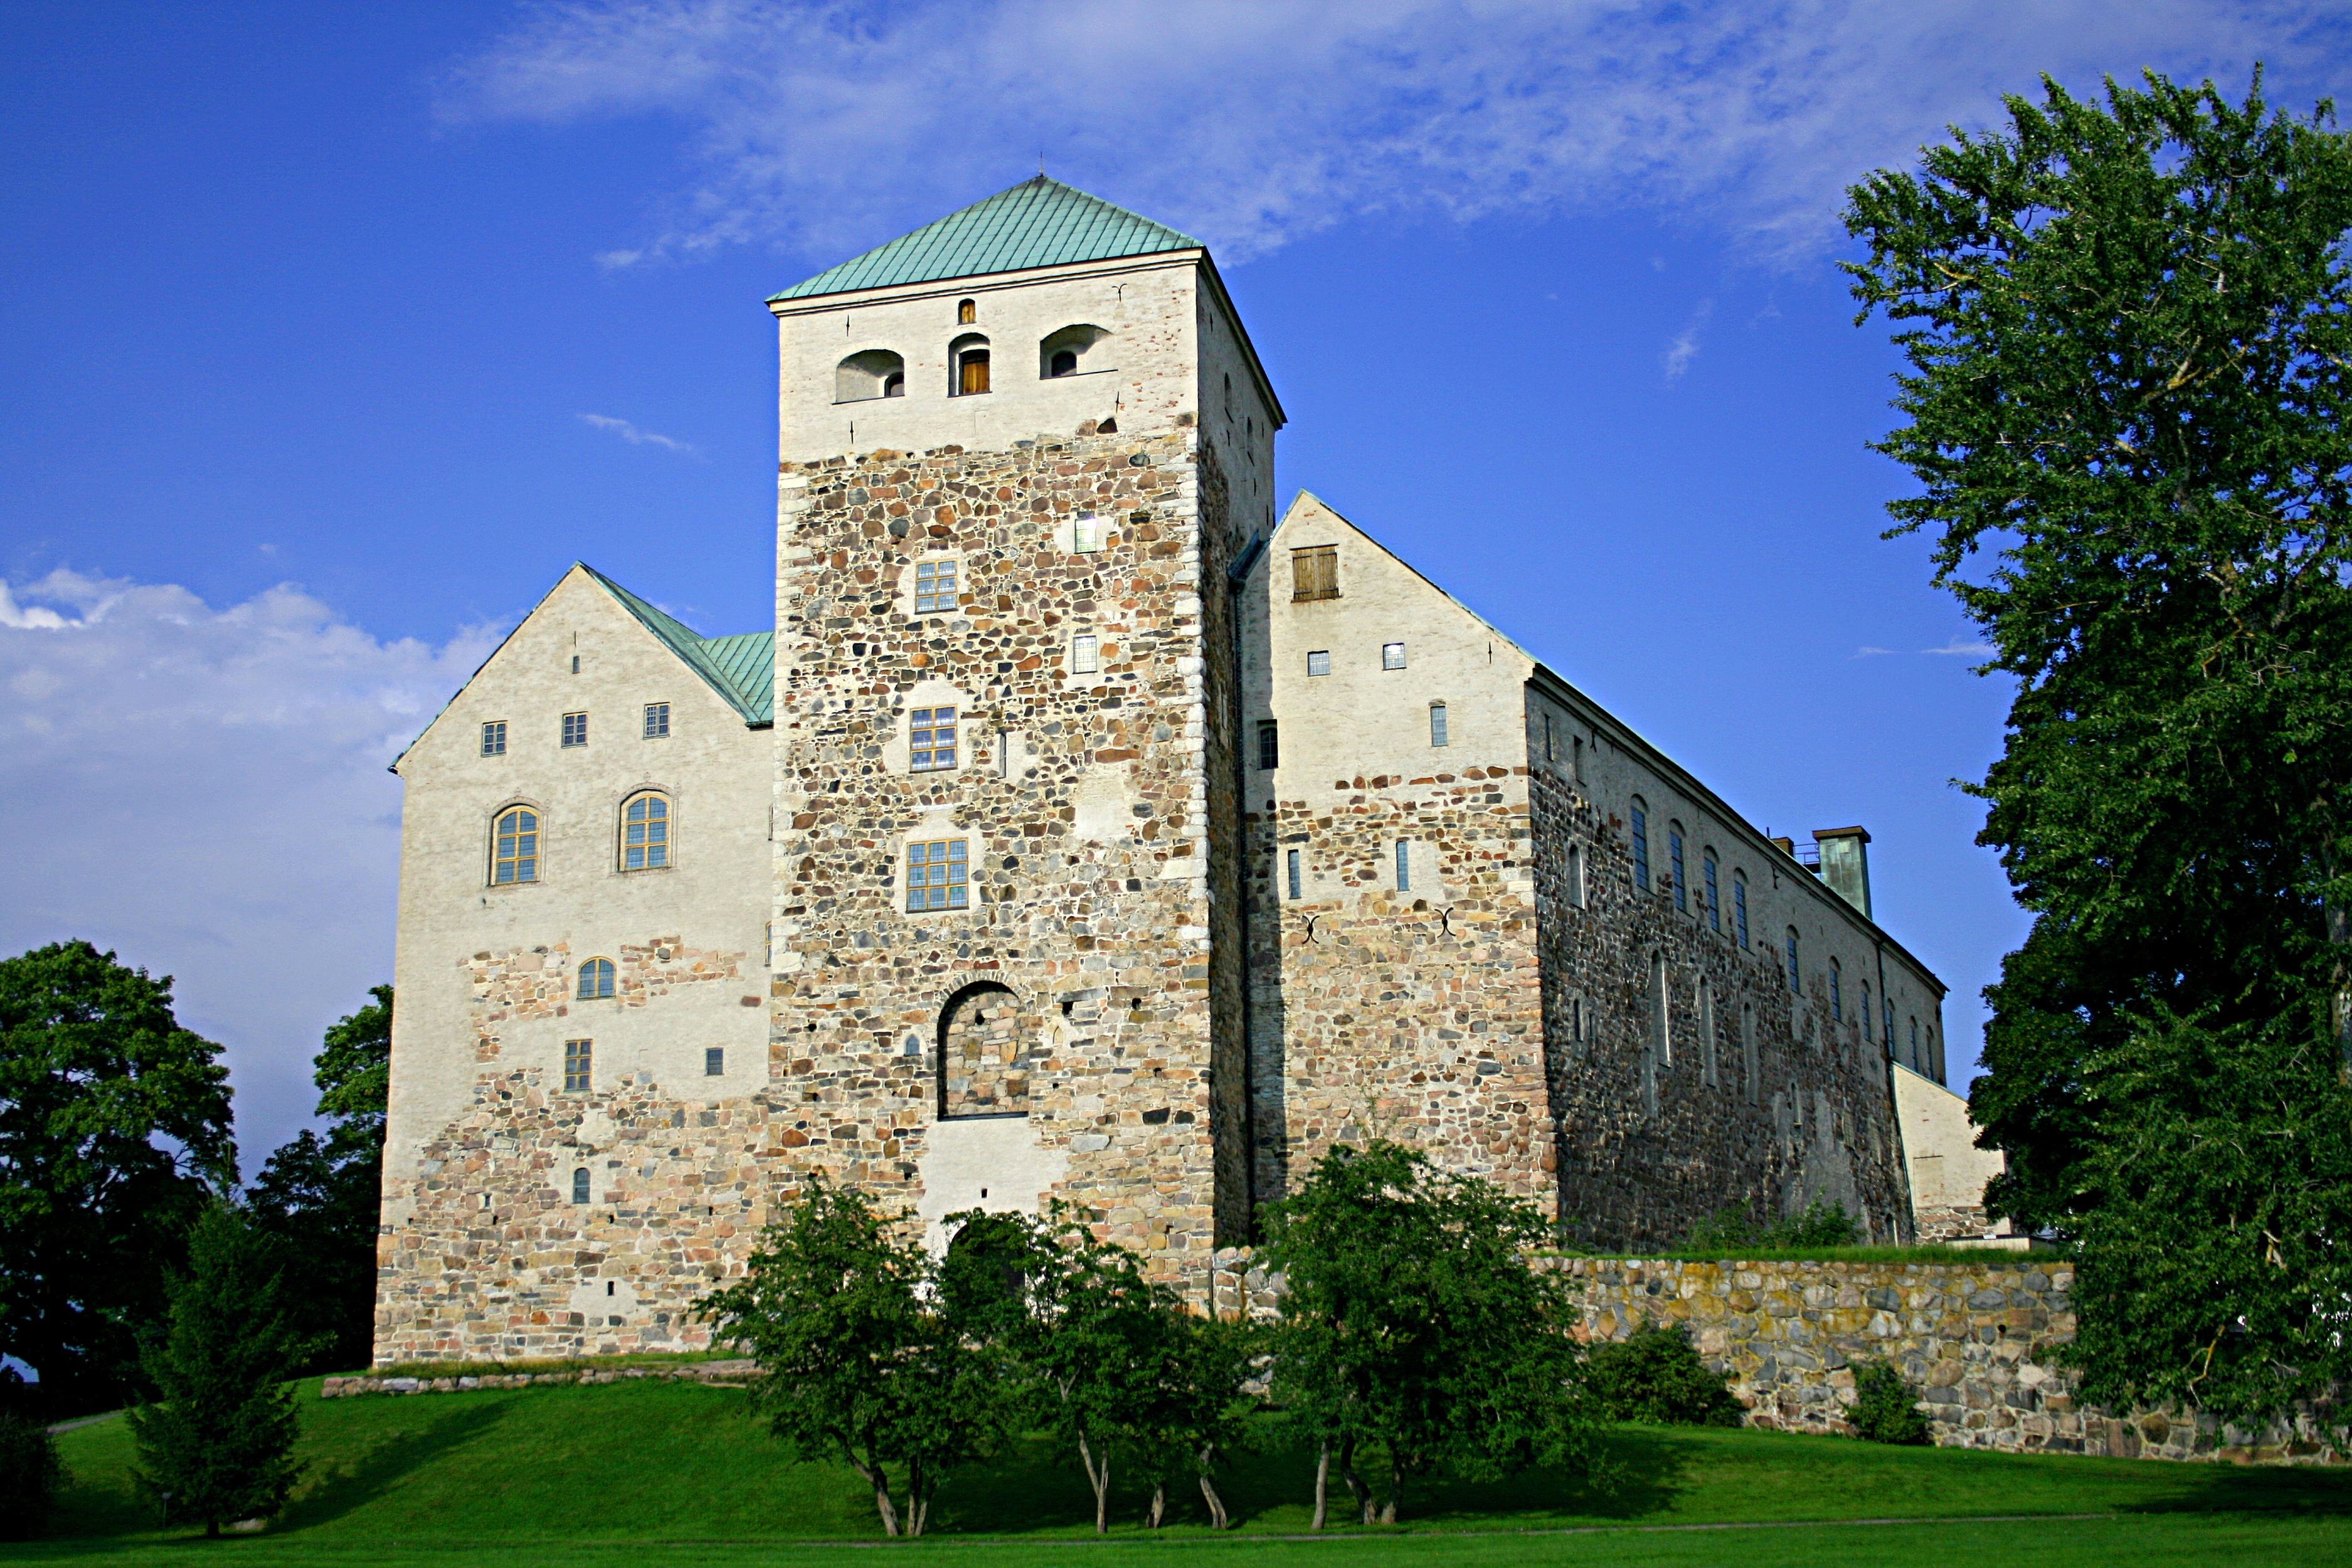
[761,177,1283,1276]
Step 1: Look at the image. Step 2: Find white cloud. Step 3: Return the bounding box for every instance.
[1852,645,1899,657]
[0,570,503,1165]
[1662,298,1712,380]
[443,0,2336,268]
[1922,636,1997,656]
[579,411,697,453]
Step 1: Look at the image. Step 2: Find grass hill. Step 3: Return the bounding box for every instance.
[19,1373,2352,1567]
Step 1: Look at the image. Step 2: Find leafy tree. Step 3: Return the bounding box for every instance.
[1260,1141,1600,1528]
[1848,1360,1932,1445]
[696,1175,1009,1537]
[249,985,391,1372]
[1588,1322,1744,1427]
[128,1202,305,1537]
[1138,1312,1261,1530]
[0,941,234,1416]
[0,1369,65,1540]
[1844,72,2352,1421]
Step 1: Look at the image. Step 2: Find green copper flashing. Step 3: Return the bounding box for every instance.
[580,565,773,726]
[769,176,1199,304]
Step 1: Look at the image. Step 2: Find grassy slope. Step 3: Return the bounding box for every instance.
[19,1376,2349,1565]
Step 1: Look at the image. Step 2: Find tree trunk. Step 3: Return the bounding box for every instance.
[849,1459,899,1537]
[1340,1435,1373,1526]
[1199,1445,1228,1529]
[1077,1432,1111,1535]
[1312,1443,1330,1531]
[905,1456,927,1539]
[1148,1481,1165,1528]
[1380,1449,1401,1524]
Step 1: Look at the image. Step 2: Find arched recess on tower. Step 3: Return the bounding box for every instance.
[935,980,1039,1120]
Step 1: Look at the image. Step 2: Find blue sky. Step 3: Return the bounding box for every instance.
[4,1,2344,1166]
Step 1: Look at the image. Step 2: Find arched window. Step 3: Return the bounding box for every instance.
[1830,957,1843,1020]
[938,982,1030,1118]
[1649,953,1671,1066]
[1703,850,1720,933]
[834,349,906,403]
[1909,1015,1920,1069]
[1862,981,1873,1042]
[622,792,669,870]
[1668,822,1687,913]
[578,958,615,1000]
[1629,798,1650,891]
[1732,871,1750,950]
[949,333,990,395]
[492,805,539,885]
[1786,928,1801,993]
[571,1167,590,1204]
[1038,324,1111,378]
[1883,996,1897,1055]
[957,298,977,324]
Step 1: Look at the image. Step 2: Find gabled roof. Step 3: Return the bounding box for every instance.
[769,177,1200,304]
[579,566,773,724]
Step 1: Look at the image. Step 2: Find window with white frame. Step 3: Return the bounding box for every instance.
[643,702,670,739]
[1070,633,1099,675]
[561,711,588,748]
[1306,650,1331,677]
[481,721,506,757]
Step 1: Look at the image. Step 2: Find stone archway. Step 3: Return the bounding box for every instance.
[936,981,1036,1118]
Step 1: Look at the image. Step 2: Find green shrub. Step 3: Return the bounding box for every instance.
[1588,1322,1744,1427]
[0,1410,65,1539]
[1848,1360,1931,1444]
[1678,1196,1860,1253]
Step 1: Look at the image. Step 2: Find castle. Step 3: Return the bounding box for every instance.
[376,178,1956,1364]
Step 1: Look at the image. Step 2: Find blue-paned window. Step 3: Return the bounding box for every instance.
[1631,804,1650,892]
[563,1039,592,1093]
[911,707,958,772]
[1734,876,1749,950]
[1703,852,1720,933]
[578,959,615,1000]
[1668,828,1687,913]
[906,839,969,911]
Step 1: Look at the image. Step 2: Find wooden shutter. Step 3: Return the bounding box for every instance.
[960,352,990,395]
[1291,545,1338,601]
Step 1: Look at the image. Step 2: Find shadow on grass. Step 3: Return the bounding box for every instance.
[277,1399,511,1533]
[2116,1461,2352,1517]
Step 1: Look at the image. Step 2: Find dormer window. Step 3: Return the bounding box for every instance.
[950,334,990,395]
[957,298,977,324]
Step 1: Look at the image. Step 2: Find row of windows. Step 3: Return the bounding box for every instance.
[483,703,669,757]
[561,1039,724,1091]
[490,793,670,885]
[1281,840,1425,900]
[1301,641,1416,674]
[833,313,1113,403]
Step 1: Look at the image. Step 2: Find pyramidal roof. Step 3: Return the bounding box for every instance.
[770,177,1200,303]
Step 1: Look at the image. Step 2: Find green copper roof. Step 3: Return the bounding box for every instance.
[581,566,773,725]
[769,177,1200,303]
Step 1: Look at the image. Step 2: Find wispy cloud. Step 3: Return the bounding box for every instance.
[1662,299,1713,381]
[443,1,2336,269]
[579,411,697,454]
[1922,636,1997,657]
[1853,645,1899,658]
[0,569,502,1160]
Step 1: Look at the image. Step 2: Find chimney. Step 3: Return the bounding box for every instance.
[1813,827,1872,919]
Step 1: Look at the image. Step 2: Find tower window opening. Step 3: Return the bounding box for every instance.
[913,558,957,614]
[906,838,969,911]
[957,298,976,324]
[564,1038,592,1093]
[1286,849,1302,901]
[1258,720,1279,771]
[1630,798,1650,891]
[834,348,906,403]
[909,707,958,772]
[1050,350,1076,376]
[1668,824,1687,913]
[1830,958,1844,1021]
[949,334,990,395]
[1429,702,1449,747]
[1703,850,1720,933]
[1395,840,1412,893]
[1733,872,1751,950]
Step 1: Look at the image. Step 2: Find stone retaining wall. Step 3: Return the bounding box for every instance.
[1545,1256,2339,1463]
[322,1359,756,1397]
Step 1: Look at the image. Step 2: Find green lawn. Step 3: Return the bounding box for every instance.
[14,1375,2348,1567]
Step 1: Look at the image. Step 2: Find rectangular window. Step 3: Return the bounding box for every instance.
[704,1046,724,1077]
[1429,702,1449,747]
[1831,963,1844,1021]
[1704,856,1721,933]
[564,1039,591,1094]
[1544,714,1554,763]
[1862,982,1873,1042]
[1787,931,1801,993]
[1286,849,1302,900]
[1071,633,1099,674]
[1910,1015,1920,1066]
[914,559,957,615]
[1734,879,1750,950]
[1291,545,1338,602]
[1382,641,1406,670]
[1306,650,1331,677]
[1566,842,1585,907]
[643,702,670,739]
[910,706,958,772]
[1258,720,1279,771]
[561,711,588,748]
[481,721,507,757]
[905,839,968,911]
[1631,807,1650,891]
[1071,514,1103,553]
[1668,830,1687,913]
[1395,840,1411,893]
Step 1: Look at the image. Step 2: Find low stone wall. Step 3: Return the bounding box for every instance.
[1546,1256,2338,1463]
[322,1359,756,1398]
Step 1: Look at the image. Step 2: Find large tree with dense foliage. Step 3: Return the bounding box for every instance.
[249,985,391,1373]
[0,941,235,1417]
[1259,1140,1599,1527]
[1844,72,2352,1424]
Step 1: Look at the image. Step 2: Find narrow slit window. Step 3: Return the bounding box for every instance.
[1703,851,1720,933]
[1286,849,1302,901]
[622,793,669,870]
[578,958,615,1000]
[1884,997,1897,1054]
[1258,720,1279,771]
[914,559,957,614]
[1668,825,1687,913]
[1631,800,1650,891]
[1830,958,1844,1021]
[1070,633,1099,675]
[910,707,958,772]
[1382,641,1406,670]
[1306,650,1331,677]
[492,806,538,885]
[705,1047,724,1077]
[561,711,588,748]
[1395,841,1411,893]
[571,1167,590,1204]
[564,1039,592,1094]
[1290,545,1338,602]
[1909,1015,1920,1068]
[481,721,506,757]
[1544,713,1555,763]
[1786,928,1801,993]
[1566,842,1585,907]
[1429,702,1449,747]
[1734,874,1751,950]
[643,702,670,739]
[906,839,969,911]
[1862,982,1873,1042]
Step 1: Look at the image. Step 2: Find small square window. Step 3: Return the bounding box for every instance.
[1382,642,1406,670]
[562,711,588,748]
[1257,720,1279,771]
[564,1039,592,1094]
[1071,633,1099,675]
[906,839,969,911]
[704,1047,724,1077]
[910,706,958,772]
[481,721,507,757]
[1306,650,1331,677]
[914,559,957,615]
[644,702,670,739]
